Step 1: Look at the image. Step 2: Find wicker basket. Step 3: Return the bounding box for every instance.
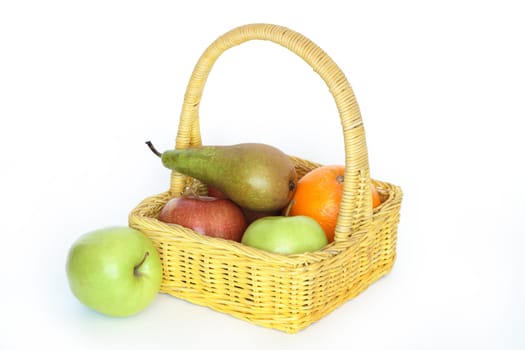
[129,23,402,333]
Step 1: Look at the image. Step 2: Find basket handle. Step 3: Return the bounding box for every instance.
[172,23,373,243]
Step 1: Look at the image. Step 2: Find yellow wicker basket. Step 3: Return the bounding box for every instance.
[129,23,402,333]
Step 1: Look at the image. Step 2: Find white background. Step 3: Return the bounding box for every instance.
[1,1,524,349]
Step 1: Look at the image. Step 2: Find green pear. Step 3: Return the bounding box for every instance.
[147,142,297,212]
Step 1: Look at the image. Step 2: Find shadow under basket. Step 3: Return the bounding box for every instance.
[128,23,403,334]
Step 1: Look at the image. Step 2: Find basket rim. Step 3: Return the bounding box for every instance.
[128,178,402,267]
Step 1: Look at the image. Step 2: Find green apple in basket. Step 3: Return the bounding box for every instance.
[66,226,162,317]
[242,216,328,254]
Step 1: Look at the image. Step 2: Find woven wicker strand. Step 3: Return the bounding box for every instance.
[129,23,403,333]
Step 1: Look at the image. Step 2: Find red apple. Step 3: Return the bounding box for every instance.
[206,185,228,199]
[158,196,247,242]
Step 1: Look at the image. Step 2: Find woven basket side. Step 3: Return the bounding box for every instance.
[128,188,402,333]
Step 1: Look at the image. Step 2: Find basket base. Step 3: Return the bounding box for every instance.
[158,254,396,333]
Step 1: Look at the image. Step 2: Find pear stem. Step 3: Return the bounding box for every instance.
[134,251,150,276]
[146,141,162,158]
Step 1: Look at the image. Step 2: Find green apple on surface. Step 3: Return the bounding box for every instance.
[66,226,162,317]
[241,216,328,254]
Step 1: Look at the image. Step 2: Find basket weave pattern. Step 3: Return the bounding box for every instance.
[129,24,402,333]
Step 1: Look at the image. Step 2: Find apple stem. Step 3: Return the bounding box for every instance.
[134,251,150,276]
[145,141,162,158]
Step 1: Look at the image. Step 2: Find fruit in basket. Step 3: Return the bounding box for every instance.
[66,226,162,317]
[241,216,328,254]
[371,183,381,208]
[208,185,280,224]
[146,142,297,212]
[285,165,382,242]
[242,207,281,224]
[158,195,247,241]
[207,185,229,199]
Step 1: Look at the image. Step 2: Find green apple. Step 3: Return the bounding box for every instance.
[241,216,328,254]
[66,226,162,317]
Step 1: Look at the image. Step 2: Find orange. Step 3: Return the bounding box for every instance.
[371,181,382,209]
[284,165,382,243]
